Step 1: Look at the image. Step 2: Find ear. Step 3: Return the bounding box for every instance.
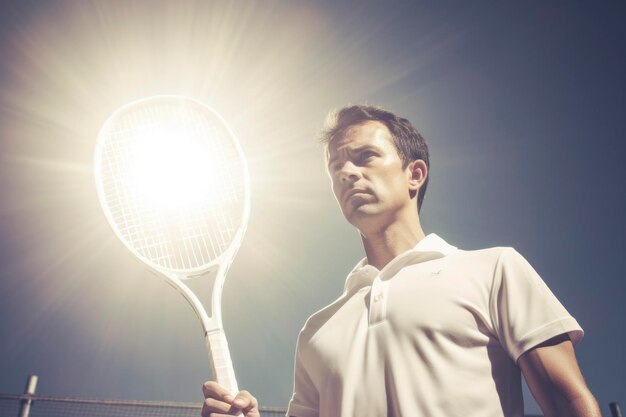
[407,159,427,192]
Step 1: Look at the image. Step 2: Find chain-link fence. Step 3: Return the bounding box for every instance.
[0,392,551,417]
[2,375,621,417]
[0,394,287,417]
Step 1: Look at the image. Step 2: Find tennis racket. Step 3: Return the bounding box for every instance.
[94,95,250,396]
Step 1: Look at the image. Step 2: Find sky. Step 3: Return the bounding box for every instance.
[0,1,624,415]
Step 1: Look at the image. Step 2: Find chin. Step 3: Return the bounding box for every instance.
[344,205,385,229]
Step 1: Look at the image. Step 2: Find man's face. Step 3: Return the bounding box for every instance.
[327,121,415,231]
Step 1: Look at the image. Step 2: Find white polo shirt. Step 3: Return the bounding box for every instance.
[287,233,583,417]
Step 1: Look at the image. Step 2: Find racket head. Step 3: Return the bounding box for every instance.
[94,95,251,278]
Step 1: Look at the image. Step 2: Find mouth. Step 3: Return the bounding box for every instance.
[343,188,371,202]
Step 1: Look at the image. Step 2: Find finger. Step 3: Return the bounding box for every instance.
[231,390,258,412]
[202,381,234,403]
[242,401,261,417]
[206,408,248,417]
[201,397,233,417]
[206,414,240,417]
[242,390,259,413]
[244,410,261,417]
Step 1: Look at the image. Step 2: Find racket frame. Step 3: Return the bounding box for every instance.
[94,95,251,395]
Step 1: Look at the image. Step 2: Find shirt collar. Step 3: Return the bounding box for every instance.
[344,233,457,294]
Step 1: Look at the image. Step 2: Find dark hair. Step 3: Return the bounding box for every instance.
[319,104,430,212]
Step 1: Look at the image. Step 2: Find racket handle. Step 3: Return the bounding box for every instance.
[206,329,240,396]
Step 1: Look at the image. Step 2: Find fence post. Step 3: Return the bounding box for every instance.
[610,402,623,417]
[18,375,38,417]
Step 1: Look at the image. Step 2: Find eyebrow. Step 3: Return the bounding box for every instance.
[328,145,378,165]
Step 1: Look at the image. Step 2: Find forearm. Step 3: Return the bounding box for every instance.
[543,389,602,417]
[518,336,603,417]
[563,392,602,417]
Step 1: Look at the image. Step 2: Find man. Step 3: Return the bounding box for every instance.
[202,105,602,417]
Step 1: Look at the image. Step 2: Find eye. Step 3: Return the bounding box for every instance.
[358,150,377,164]
[328,160,342,173]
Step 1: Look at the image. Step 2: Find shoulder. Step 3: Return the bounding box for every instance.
[450,245,518,273]
[295,291,353,344]
[444,246,535,291]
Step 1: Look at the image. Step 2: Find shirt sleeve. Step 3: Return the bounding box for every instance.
[490,247,584,363]
[286,331,319,417]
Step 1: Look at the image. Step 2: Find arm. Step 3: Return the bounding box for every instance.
[518,334,602,417]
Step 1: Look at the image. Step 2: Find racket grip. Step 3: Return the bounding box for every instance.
[206,329,240,396]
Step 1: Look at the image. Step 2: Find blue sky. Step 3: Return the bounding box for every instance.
[0,2,624,415]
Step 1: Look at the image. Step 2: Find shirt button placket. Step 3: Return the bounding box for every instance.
[369,277,386,325]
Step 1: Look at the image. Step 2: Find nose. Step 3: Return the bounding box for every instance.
[338,160,360,183]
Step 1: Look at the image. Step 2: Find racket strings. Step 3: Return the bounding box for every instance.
[99,101,245,271]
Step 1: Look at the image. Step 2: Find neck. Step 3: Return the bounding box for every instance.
[360,215,426,270]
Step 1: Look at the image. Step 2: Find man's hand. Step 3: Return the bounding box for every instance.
[201,381,261,417]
